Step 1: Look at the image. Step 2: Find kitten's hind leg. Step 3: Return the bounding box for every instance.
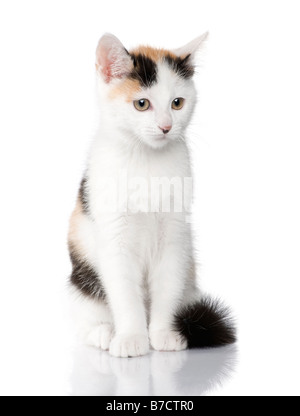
[71,292,114,351]
[86,323,113,351]
[68,197,114,350]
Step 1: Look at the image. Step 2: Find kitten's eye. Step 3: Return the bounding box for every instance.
[172,98,185,110]
[134,99,150,112]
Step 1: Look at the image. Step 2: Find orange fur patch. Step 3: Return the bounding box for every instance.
[131,46,178,62]
[110,78,141,102]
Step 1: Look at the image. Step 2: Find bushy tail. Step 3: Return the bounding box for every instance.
[174,297,236,349]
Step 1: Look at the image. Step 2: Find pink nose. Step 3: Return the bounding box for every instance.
[159,125,172,134]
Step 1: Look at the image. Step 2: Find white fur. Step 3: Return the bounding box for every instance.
[70,34,206,357]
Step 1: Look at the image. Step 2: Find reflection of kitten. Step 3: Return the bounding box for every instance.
[68,34,236,358]
[71,346,238,396]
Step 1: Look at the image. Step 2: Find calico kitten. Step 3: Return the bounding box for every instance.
[68,33,236,358]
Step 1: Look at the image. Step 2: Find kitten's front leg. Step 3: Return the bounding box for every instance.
[149,244,189,352]
[97,224,149,358]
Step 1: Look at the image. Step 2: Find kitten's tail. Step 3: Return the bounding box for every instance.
[174,297,236,348]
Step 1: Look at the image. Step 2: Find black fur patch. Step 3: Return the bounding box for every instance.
[174,297,236,348]
[129,53,158,88]
[165,54,195,80]
[69,244,106,301]
[79,178,89,215]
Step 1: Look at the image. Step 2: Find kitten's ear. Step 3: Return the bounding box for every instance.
[173,32,209,60]
[96,33,133,83]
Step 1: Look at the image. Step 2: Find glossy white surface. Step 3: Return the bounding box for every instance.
[1,0,300,396]
[71,346,238,396]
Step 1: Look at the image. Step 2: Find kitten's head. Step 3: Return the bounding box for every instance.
[96,33,207,149]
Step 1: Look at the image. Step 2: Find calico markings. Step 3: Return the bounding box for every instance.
[164,54,194,80]
[69,183,106,300]
[129,51,158,88]
[111,46,195,102]
[79,177,89,215]
[69,243,106,300]
[129,46,195,87]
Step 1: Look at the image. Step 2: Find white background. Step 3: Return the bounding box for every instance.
[0,0,299,396]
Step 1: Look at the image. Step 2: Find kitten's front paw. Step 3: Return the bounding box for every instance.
[109,334,150,358]
[150,330,188,352]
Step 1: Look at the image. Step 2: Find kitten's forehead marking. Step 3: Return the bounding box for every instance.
[109,46,194,102]
[130,46,194,83]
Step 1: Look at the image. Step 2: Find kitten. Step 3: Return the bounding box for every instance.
[68,33,236,358]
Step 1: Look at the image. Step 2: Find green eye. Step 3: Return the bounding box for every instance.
[134,99,150,111]
[172,98,185,110]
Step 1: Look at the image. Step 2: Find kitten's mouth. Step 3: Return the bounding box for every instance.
[155,135,168,141]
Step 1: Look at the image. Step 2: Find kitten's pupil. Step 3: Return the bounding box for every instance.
[174,99,180,107]
[139,100,145,107]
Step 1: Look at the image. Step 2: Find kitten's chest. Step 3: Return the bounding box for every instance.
[89,141,192,218]
[127,144,191,180]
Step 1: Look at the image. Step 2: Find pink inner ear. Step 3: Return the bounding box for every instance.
[96,35,133,83]
[97,46,114,83]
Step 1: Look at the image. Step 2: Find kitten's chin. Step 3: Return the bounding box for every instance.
[142,136,171,150]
